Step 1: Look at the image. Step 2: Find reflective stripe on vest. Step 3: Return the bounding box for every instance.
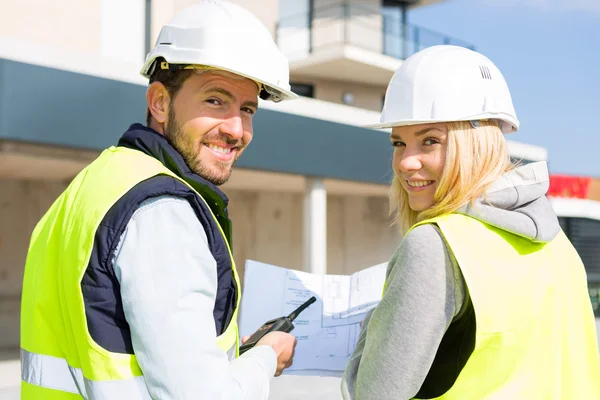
[22,349,82,395]
[397,214,600,399]
[21,344,239,399]
[21,348,150,399]
[20,146,241,399]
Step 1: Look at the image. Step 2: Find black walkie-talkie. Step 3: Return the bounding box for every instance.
[239,296,317,355]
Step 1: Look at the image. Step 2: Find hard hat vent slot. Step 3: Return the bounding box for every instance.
[479,65,492,80]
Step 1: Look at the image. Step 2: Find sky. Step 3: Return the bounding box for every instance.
[408,0,600,176]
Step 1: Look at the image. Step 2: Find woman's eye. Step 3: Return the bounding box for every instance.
[423,138,440,146]
[391,141,405,147]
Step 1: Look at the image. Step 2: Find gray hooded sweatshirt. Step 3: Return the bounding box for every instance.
[341,161,561,400]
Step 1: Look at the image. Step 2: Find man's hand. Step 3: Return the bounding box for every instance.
[246,332,296,376]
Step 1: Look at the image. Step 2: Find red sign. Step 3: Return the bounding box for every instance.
[548,175,591,199]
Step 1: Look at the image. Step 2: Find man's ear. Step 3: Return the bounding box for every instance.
[146,82,170,125]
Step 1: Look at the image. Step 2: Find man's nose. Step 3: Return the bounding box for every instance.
[220,115,244,140]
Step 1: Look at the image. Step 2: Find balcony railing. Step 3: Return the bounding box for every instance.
[276,1,475,62]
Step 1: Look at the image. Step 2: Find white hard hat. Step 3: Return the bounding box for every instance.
[369,45,519,133]
[140,0,297,102]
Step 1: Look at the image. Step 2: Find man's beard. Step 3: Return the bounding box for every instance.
[164,106,240,186]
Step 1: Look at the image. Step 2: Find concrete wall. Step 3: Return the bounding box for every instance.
[292,75,386,111]
[1,0,146,65]
[227,189,398,277]
[0,179,69,350]
[231,0,280,37]
[0,0,103,53]
[150,0,280,47]
[0,178,399,350]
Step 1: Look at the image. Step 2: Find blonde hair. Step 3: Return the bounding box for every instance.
[390,120,514,236]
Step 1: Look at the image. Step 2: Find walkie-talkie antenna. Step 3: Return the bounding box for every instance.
[287,296,317,321]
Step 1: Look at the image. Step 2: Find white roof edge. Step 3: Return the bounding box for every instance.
[259,96,383,128]
[408,0,447,9]
[262,97,548,161]
[507,140,548,162]
[0,36,147,85]
[0,36,549,163]
[549,197,600,221]
[289,45,402,73]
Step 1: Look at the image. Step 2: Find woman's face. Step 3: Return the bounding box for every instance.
[391,123,448,212]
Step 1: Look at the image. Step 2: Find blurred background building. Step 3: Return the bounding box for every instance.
[549,175,600,316]
[0,0,596,398]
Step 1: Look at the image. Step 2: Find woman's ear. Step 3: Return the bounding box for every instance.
[146,82,170,125]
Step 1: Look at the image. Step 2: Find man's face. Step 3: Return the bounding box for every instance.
[164,71,259,186]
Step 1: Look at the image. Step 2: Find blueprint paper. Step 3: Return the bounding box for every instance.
[238,260,387,376]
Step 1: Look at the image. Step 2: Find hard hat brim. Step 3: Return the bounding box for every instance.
[140,55,298,102]
[364,115,519,134]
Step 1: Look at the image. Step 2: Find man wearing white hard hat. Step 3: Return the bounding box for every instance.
[341,45,600,399]
[20,2,298,399]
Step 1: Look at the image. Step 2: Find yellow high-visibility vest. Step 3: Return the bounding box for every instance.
[393,213,600,399]
[20,146,241,399]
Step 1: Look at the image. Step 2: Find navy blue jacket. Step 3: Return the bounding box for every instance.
[80,124,237,354]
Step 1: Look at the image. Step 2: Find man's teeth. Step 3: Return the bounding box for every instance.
[207,144,231,154]
[407,180,433,187]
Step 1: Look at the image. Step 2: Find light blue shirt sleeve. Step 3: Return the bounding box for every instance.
[113,195,277,399]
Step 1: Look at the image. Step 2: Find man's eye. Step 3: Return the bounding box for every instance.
[206,98,222,105]
[391,141,405,147]
[242,107,256,115]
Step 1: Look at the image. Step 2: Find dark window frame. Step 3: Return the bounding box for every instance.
[290,82,315,98]
[559,216,600,316]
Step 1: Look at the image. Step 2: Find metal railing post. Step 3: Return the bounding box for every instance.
[343,1,349,45]
[401,2,408,61]
[145,0,152,57]
[272,2,474,62]
[308,0,314,53]
[413,25,420,55]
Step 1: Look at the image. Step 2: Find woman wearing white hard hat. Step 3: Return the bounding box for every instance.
[341,45,600,399]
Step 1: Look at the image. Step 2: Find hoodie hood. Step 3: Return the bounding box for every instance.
[458,161,560,243]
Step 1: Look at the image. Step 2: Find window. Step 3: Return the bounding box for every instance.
[510,158,535,166]
[559,217,600,279]
[342,91,355,105]
[560,216,600,316]
[278,0,311,59]
[382,0,408,59]
[590,284,600,318]
[290,83,314,98]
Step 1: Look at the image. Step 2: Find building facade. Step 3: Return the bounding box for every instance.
[0,0,558,396]
[548,175,600,317]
